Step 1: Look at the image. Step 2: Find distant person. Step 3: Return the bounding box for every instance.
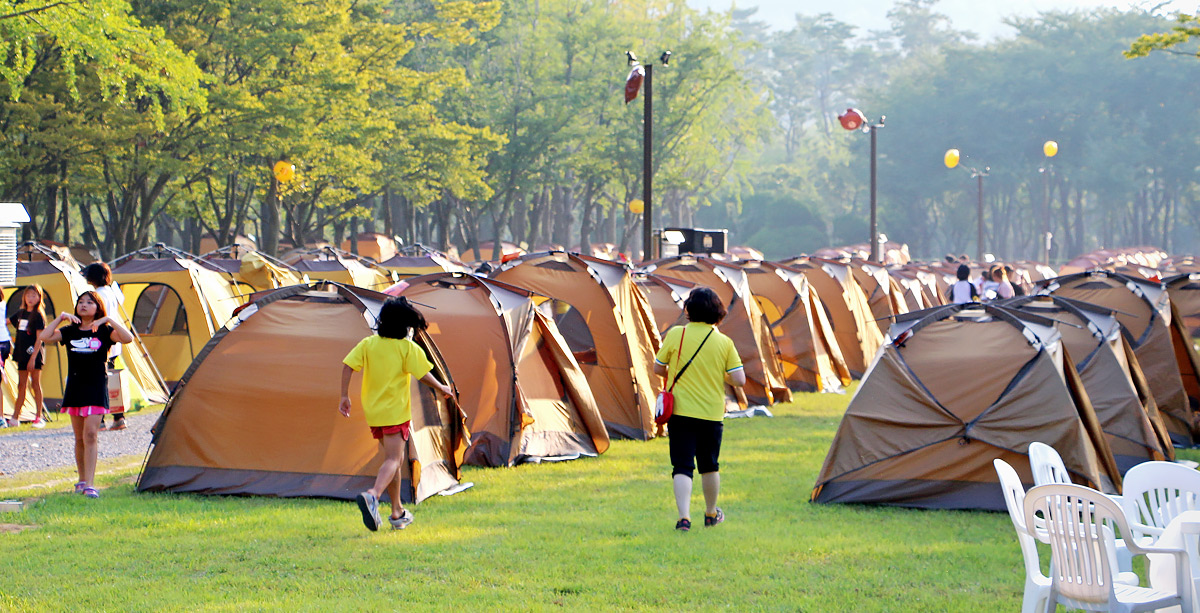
[946,264,979,304]
[40,291,135,498]
[0,291,10,427]
[654,287,744,532]
[10,285,47,428]
[340,297,453,531]
[992,266,1015,300]
[83,263,126,431]
[1004,265,1026,296]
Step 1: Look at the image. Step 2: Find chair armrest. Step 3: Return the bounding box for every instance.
[1128,520,1166,541]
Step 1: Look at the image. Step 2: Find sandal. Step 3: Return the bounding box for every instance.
[675,518,691,532]
[74,482,87,494]
[82,487,99,499]
[109,418,127,431]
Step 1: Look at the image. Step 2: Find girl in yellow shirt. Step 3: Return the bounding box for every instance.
[340,297,452,531]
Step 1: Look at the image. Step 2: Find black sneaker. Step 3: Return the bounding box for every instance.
[704,508,725,527]
[675,518,691,532]
[355,492,381,531]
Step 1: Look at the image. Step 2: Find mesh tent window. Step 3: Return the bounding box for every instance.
[132,283,189,335]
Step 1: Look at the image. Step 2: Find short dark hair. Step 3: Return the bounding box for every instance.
[684,287,726,324]
[956,264,970,281]
[83,262,113,287]
[376,296,427,339]
[944,254,955,263]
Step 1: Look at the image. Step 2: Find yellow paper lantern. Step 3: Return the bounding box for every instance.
[1043,140,1058,158]
[629,199,644,214]
[943,149,960,169]
[273,160,296,183]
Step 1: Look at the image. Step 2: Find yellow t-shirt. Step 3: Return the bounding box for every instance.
[343,335,433,427]
[655,322,742,422]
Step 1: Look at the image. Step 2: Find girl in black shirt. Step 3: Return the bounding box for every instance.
[9,285,47,428]
[39,291,134,498]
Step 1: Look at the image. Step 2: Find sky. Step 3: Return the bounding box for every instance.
[687,0,1196,39]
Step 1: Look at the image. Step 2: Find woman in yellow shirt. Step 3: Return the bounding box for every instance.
[340,297,452,532]
[654,287,745,532]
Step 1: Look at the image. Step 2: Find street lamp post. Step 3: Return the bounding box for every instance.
[944,149,989,262]
[837,109,885,262]
[1040,140,1058,265]
[624,50,671,262]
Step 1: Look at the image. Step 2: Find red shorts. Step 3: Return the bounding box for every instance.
[370,421,411,441]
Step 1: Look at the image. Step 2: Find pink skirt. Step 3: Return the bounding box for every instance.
[63,405,109,417]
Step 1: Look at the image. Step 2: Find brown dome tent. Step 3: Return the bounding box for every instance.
[493,252,663,440]
[645,255,792,406]
[812,303,1120,511]
[394,273,610,467]
[1165,272,1200,337]
[848,260,910,333]
[1004,295,1172,471]
[633,273,695,336]
[137,283,470,504]
[778,257,884,378]
[1041,270,1200,446]
[735,260,850,393]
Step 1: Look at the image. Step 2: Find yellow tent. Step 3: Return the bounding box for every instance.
[288,248,395,291]
[203,249,306,294]
[1,260,169,420]
[111,256,241,386]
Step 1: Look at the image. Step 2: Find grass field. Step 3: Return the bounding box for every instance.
[2,387,1197,612]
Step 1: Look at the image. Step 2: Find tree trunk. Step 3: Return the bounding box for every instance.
[262,178,281,256]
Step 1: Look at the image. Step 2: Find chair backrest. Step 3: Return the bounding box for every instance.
[1024,483,1127,606]
[1121,461,1200,538]
[993,459,1045,581]
[1029,441,1072,486]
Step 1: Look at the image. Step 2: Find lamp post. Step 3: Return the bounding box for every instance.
[837,109,885,262]
[944,149,989,262]
[624,50,671,262]
[1040,140,1058,265]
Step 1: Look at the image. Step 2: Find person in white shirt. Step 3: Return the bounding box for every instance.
[946,264,979,304]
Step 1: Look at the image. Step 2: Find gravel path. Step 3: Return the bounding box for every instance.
[0,411,160,477]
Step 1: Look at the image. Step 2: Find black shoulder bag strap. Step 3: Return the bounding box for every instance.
[667,329,715,392]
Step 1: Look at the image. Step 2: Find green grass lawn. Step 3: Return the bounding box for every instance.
[2,387,1198,612]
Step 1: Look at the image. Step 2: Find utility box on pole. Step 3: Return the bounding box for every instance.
[0,203,30,286]
[660,227,727,257]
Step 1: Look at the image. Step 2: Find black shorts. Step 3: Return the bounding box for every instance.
[14,345,43,371]
[668,414,723,478]
[0,341,9,362]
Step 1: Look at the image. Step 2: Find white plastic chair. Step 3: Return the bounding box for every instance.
[1024,483,1193,613]
[1028,441,1073,487]
[1029,441,1132,572]
[1120,461,1200,545]
[995,459,1052,613]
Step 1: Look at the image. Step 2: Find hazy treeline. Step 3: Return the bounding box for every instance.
[1,0,1196,261]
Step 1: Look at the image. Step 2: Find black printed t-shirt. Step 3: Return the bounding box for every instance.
[8,311,44,357]
[59,323,114,408]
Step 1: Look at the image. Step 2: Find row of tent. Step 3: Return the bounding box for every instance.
[11,239,1199,513]
[812,269,1200,512]
[133,249,944,503]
